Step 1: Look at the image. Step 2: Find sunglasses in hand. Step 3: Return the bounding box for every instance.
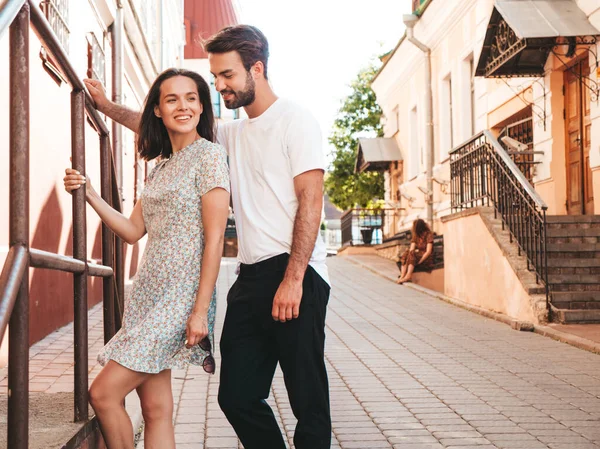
[172,336,215,374]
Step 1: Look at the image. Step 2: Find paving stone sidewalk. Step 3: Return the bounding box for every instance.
[148,256,600,449]
[3,256,600,449]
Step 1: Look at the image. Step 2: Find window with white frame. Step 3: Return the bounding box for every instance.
[409,106,420,179]
[385,106,399,136]
[439,74,454,161]
[461,54,476,140]
[87,33,106,86]
[469,56,476,136]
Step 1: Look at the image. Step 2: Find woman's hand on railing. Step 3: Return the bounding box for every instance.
[83,78,109,112]
[64,168,91,197]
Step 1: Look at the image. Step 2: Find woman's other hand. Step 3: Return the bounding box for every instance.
[185,312,208,348]
[64,168,88,195]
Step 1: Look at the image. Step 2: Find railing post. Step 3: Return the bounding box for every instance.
[114,228,124,332]
[111,1,124,201]
[100,135,116,342]
[8,4,30,449]
[71,89,89,422]
[542,209,550,313]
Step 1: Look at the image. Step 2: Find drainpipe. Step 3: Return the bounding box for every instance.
[403,14,434,227]
[111,0,124,202]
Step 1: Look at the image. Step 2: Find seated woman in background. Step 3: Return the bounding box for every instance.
[396,219,434,284]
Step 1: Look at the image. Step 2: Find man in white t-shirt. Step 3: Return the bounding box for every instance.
[85,24,331,449]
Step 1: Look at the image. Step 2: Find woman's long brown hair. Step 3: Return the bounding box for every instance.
[412,218,431,238]
[137,68,215,161]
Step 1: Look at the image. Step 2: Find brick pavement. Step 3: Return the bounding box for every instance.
[3,256,600,448]
[144,257,600,449]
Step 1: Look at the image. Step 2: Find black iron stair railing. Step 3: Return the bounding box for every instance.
[449,130,549,307]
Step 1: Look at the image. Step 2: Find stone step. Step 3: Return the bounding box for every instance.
[553,291,600,301]
[549,274,600,284]
[550,283,600,292]
[548,266,600,275]
[548,252,600,259]
[547,227,600,237]
[547,237,600,245]
[546,215,600,224]
[547,243,600,252]
[547,258,600,268]
[553,301,600,310]
[551,307,600,324]
[528,285,547,295]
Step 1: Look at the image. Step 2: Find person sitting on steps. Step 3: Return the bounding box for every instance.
[396,218,434,284]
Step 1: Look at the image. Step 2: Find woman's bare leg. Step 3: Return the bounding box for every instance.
[397,264,408,283]
[136,370,176,449]
[89,360,150,449]
[403,264,415,281]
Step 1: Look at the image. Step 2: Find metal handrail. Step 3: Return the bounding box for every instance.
[341,208,400,246]
[450,130,547,210]
[0,0,26,39]
[450,131,550,309]
[0,245,28,342]
[1,2,126,447]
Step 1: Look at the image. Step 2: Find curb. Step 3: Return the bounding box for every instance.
[344,255,600,355]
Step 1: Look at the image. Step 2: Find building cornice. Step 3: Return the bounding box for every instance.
[373,0,483,91]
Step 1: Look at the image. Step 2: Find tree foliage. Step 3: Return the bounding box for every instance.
[325,64,384,211]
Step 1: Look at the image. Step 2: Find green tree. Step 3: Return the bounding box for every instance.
[325,63,384,211]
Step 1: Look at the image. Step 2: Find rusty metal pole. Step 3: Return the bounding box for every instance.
[8,4,30,449]
[100,134,116,342]
[71,89,89,422]
[111,0,124,200]
[111,1,125,332]
[114,225,124,331]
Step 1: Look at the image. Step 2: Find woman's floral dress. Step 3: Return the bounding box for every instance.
[399,231,435,272]
[98,138,230,374]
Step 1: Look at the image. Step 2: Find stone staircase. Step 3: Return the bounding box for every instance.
[547,215,600,324]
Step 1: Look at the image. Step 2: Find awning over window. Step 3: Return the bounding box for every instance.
[475,0,600,78]
[355,138,402,173]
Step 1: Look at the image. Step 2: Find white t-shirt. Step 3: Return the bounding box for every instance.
[217,98,329,284]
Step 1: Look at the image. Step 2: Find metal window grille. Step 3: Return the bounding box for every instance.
[87,33,105,86]
[41,0,70,54]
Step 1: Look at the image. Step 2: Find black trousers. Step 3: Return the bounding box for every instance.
[218,253,331,449]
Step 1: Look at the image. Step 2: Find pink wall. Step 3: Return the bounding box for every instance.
[0,30,145,346]
[443,210,546,324]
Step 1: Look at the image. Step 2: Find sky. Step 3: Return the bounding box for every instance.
[237,0,412,162]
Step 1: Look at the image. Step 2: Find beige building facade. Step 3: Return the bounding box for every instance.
[369,0,600,324]
[372,0,600,232]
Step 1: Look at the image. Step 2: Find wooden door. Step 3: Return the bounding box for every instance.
[565,59,594,215]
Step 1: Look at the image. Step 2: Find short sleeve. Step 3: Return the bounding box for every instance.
[427,232,434,244]
[196,144,230,197]
[285,107,325,178]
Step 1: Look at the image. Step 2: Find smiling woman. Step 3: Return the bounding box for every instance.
[138,69,215,160]
[62,68,231,449]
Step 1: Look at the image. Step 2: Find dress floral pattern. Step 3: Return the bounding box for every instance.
[98,138,230,374]
[399,231,435,272]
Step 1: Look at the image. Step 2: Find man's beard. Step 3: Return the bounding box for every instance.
[221,72,256,109]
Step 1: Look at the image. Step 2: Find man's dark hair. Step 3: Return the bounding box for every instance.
[204,25,270,80]
[138,68,215,161]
